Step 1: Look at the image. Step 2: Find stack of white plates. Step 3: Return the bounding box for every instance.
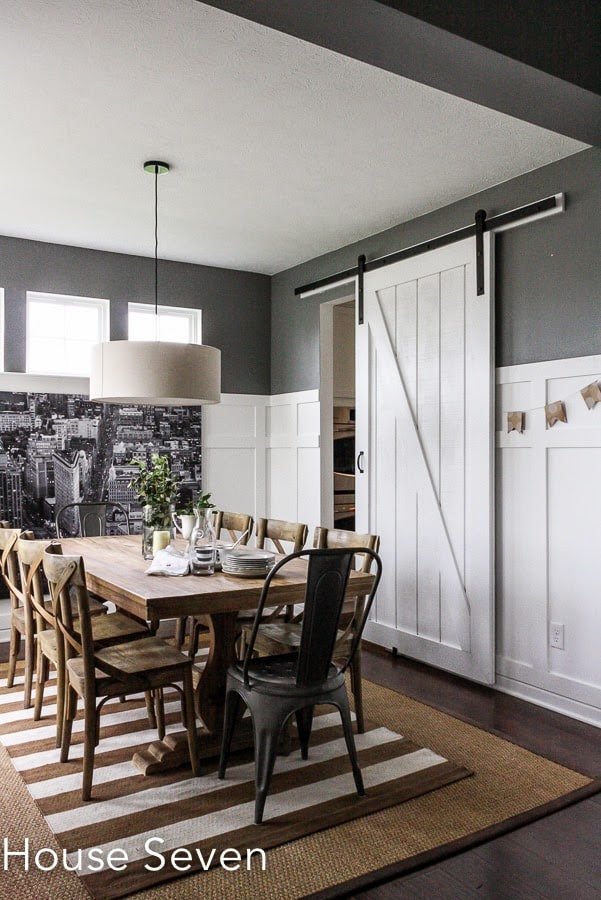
[222,549,276,578]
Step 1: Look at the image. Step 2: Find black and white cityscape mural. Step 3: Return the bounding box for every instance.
[0,392,202,538]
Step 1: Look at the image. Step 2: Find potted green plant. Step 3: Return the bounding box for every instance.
[194,491,215,513]
[129,454,181,559]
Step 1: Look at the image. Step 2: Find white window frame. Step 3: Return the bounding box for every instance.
[26,291,110,377]
[127,303,202,344]
[0,288,4,373]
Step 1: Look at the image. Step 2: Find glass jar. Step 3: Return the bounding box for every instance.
[142,504,174,560]
[189,508,216,575]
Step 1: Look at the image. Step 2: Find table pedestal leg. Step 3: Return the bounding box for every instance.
[132,611,253,775]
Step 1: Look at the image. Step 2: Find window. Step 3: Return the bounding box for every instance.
[128,304,202,344]
[26,292,109,377]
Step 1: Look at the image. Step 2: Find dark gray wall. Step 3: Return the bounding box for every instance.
[202,1,600,145]
[378,0,601,94]
[3,148,600,398]
[271,147,601,394]
[0,237,271,394]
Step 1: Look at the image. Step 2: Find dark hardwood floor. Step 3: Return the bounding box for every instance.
[357,645,601,899]
[1,638,599,897]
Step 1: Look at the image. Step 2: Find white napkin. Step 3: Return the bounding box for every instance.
[145,545,190,576]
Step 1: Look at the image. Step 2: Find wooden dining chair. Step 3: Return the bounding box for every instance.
[213,510,254,545]
[44,550,200,800]
[176,510,255,652]
[246,526,380,733]
[1,527,35,706]
[18,539,154,747]
[219,547,382,823]
[255,517,308,556]
[235,517,309,657]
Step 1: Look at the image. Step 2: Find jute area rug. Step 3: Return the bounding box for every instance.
[0,658,597,900]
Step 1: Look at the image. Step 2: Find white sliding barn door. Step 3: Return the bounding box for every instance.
[356,236,495,683]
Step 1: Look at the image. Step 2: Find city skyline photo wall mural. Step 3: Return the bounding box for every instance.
[0,391,202,537]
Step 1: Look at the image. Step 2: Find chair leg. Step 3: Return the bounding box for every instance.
[82,694,98,801]
[34,654,49,721]
[182,668,200,776]
[60,686,77,763]
[351,650,365,734]
[189,620,201,660]
[55,654,66,749]
[237,630,247,661]
[295,706,314,760]
[155,689,165,740]
[180,685,187,728]
[253,711,286,825]
[175,616,187,650]
[23,630,35,709]
[218,688,244,779]
[335,687,365,796]
[144,690,157,729]
[6,626,20,688]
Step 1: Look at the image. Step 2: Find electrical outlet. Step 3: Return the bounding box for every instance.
[550,622,565,650]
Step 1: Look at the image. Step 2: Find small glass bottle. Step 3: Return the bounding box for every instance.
[189,508,216,575]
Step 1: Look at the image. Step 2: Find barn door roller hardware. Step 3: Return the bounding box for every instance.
[357,254,366,325]
[295,193,564,301]
[475,209,486,296]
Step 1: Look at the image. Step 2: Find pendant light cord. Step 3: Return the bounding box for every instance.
[154,165,159,318]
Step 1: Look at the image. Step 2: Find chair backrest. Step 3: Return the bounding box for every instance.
[43,551,93,678]
[17,539,61,631]
[255,518,308,555]
[0,527,26,612]
[55,502,130,538]
[213,511,253,545]
[313,526,380,572]
[244,548,382,688]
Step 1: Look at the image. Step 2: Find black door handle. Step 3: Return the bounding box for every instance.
[357,451,365,474]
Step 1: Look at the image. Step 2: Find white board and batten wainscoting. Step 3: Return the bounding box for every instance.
[260,355,601,726]
[496,354,601,727]
[202,390,321,541]
[1,371,599,728]
[205,352,601,728]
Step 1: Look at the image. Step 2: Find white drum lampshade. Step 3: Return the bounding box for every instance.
[89,340,221,406]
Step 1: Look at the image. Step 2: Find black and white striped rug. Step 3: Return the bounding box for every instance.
[0,651,469,898]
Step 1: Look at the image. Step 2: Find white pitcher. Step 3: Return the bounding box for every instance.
[172,512,199,547]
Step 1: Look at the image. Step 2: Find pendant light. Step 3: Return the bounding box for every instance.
[89,161,221,406]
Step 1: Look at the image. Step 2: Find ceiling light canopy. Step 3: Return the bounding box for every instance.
[89,161,221,407]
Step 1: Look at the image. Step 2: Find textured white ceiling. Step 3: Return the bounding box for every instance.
[0,0,585,274]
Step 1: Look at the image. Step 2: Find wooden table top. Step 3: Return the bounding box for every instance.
[59,535,375,621]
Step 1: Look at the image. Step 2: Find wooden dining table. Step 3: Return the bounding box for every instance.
[60,534,375,775]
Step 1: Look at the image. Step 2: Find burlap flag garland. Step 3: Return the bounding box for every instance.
[507,411,525,433]
[545,400,567,428]
[580,381,601,410]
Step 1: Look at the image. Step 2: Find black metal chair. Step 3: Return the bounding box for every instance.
[218,547,382,824]
[55,502,130,538]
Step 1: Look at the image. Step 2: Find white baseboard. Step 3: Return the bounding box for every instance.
[495,673,601,729]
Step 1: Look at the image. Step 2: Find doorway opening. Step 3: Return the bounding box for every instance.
[319,294,356,530]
